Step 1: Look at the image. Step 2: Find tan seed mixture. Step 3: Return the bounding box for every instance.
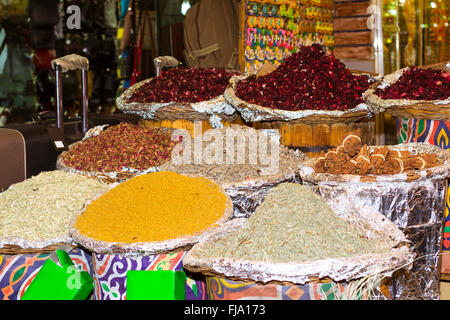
[0,171,110,243]
[200,183,390,263]
[160,126,302,183]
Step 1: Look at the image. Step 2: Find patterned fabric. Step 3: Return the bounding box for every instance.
[396,117,450,251]
[206,277,351,300]
[0,249,92,300]
[92,252,206,300]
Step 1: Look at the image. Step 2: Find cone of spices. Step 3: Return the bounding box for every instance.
[225,44,375,124]
[70,171,233,254]
[57,123,179,182]
[183,183,412,285]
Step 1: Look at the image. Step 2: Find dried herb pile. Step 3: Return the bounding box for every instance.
[0,171,109,243]
[160,126,301,183]
[60,123,178,172]
[199,183,389,263]
[314,134,442,175]
[75,171,229,243]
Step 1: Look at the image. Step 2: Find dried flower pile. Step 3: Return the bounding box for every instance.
[235,44,373,111]
[75,171,229,243]
[127,67,235,103]
[198,183,389,263]
[374,66,449,100]
[59,123,178,172]
[314,134,442,175]
[0,171,109,243]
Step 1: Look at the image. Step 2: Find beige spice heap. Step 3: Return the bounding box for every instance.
[0,171,109,244]
[160,126,302,183]
[199,183,390,263]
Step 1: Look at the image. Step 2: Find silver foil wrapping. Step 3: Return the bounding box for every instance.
[224,73,375,124]
[183,197,414,295]
[299,143,450,300]
[69,185,234,256]
[116,77,237,128]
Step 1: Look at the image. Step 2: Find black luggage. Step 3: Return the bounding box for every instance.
[0,54,139,191]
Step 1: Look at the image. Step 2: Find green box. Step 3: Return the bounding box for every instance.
[126,270,186,300]
[21,249,93,300]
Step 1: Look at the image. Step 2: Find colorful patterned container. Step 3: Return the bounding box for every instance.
[396,117,450,272]
[205,277,389,300]
[92,252,206,300]
[0,248,92,300]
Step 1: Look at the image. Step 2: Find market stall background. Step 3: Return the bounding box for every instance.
[0,0,449,300]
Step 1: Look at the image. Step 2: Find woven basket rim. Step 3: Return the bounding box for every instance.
[0,243,76,255]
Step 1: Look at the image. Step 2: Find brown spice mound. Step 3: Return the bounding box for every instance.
[60,123,178,172]
[314,134,442,175]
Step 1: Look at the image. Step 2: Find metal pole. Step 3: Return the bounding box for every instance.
[81,68,89,134]
[55,64,64,134]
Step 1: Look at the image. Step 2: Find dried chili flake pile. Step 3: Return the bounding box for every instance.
[128,67,235,103]
[235,44,373,111]
[375,66,450,100]
[60,123,178,172]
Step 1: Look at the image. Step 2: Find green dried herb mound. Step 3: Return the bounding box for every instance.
[203,183,390,263]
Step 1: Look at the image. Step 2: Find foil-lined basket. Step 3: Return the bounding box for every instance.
[299,142,450,300]
[183,197,414,299]
[224,73,376,125]
[56,125,176,184]
[68,187,234,256]
[116,77,238,128]
[363,62,450,120]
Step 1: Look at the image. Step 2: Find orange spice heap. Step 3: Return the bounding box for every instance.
[314,134,442,175]
[75,171,229,243]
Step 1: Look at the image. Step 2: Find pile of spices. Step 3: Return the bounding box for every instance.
[235,44,373,111]
[375,67,449,100]
[0,171,109,243]
[75,171,229,243]
[127,67,235,103]
[60,123,178,172]
[314,134,442,175]
[160,126,301,183]
[199,183,389,263]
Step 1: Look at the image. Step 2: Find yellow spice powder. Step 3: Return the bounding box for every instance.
[75,171,228,243]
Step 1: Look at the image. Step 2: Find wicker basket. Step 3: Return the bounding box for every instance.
[116,77,239,124]
[224,72,376,126]
[363,62,450,120]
